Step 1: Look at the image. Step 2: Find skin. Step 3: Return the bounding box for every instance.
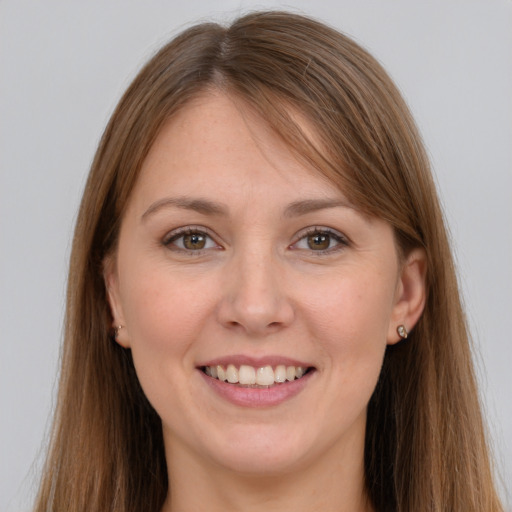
[105,91,426,512]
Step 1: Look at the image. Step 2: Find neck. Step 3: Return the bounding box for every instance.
[161,431,373,512]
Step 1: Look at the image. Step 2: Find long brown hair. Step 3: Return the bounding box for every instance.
[34,11,503,512]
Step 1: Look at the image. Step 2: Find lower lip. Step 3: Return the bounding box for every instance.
[199,370,314,408]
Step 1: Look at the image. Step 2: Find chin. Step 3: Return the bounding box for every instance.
[213,448,307,476]
[199,424,318,475]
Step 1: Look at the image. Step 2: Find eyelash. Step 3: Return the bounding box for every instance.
[162,226,349,255]
[290,227,349,255]
[162,226,221,255]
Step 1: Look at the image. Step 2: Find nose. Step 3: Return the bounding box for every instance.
[216,248,295,336]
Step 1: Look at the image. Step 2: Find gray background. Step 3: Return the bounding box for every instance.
[1,1,511,510]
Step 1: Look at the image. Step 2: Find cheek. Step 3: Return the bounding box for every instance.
[119,261,215,361]
[117,266,216,413]
[307,269,395,345]
[304,271,395,397]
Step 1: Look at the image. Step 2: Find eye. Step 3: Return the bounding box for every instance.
[163,228,220,252]
[291,228,348,253]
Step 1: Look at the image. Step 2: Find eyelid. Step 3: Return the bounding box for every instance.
[162,225,223,252]
[161,225,348,255]
[290,226,350,253]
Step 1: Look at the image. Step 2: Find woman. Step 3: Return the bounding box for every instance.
[34,11,504,512]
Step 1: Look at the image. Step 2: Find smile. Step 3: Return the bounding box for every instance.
[202,364,311,387]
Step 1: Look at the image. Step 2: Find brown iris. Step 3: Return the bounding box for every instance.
[183,233,207,250]
[307,233,331,250]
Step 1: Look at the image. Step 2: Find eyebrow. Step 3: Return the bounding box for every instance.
[283,198,355,217]
[141,196,228,221]
[141,196,354,221]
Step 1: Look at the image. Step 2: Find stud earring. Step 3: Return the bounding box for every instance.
[113,325,123,340]
[397,324,408,339]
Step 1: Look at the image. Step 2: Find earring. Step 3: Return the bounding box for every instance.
[113,325,123,340]
[397,324,408,339]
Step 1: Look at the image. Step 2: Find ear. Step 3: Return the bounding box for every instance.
[103,254,130,348]
[387,248,427,345]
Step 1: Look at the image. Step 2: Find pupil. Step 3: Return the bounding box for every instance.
[308,233,330,250]
[184,233,206,250]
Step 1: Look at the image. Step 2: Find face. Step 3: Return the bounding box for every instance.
[105,92,425,477]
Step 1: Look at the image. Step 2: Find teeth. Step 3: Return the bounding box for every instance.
[239,365,256,385]
[286,366,296,381]
[256,366,274,386]
[204,364,309,386]
[217,365,227,382]
[274,365,287,383]
[226,364,238,383]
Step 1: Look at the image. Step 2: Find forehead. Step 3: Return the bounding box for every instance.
[130,91,349,212]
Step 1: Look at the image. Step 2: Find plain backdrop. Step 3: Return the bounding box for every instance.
[1,1,511,510]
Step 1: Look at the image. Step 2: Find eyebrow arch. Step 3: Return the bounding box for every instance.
[141,196,228,221]
[283,198,355,217]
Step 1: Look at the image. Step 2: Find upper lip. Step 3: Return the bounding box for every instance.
[197,354,313,368]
